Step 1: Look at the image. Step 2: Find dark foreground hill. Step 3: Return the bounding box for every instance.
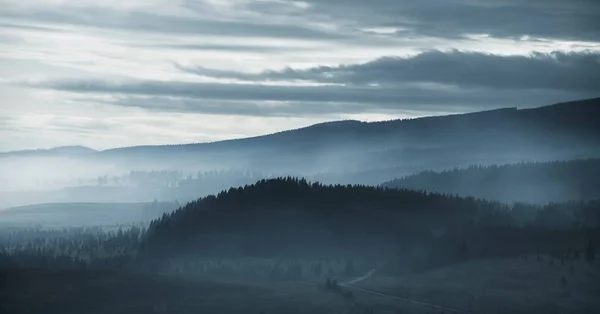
[139,178,600,273]
[2,179,599,314]
[381,158,600,204]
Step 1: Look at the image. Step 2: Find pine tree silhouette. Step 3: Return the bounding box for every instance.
[586,239,595,262]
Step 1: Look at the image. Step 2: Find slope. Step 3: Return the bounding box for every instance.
[81,97,600,178]
[381,158,600,204]
[138,178,600,275]
[2,97,599,188]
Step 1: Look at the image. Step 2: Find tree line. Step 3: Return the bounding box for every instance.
[2,178,598,274]
[382,158,600,204]
[139,178,600,273]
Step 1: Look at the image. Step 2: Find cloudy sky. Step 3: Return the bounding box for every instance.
[1,0,599,151]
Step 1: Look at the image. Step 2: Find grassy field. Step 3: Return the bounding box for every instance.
[2,256,599,314]
[0,268,465,314]
[0,268,361,314]
[0,202,175,228]
[356,256,600,314]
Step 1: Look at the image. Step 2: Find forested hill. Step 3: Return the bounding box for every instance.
[139,178,599,266]
[104,97,600,156]
[6,98,598,167]
[3,97,600,189]
[0,146,96,157]
[381,158,600,204]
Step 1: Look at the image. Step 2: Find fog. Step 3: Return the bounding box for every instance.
[1,112,598,210]
[2,99,600,313]
[2,178,599,313]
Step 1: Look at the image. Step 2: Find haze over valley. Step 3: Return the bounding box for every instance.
[1,0,600,313]
[2,97,600,210]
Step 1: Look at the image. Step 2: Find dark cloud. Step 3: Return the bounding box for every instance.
[173,64,259,80]
[140,43,311,53]
[28,79,457,105]
[0,117,15,130]
[303,0,600,41]
[102,97,370,117]
[16,50,600,117]
[4,0,597,49]
[0,7,346,40]
[23,77,595,117]
[0,22,65,33]
[179,50,600,92]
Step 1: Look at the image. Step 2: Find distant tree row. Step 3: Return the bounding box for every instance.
[0,225,144,270]
[382,158,600,204]
[2,178,598,275]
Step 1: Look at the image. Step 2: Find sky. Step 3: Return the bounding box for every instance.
[0,0,599,151]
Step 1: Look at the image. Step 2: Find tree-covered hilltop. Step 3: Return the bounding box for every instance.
[139,178,502,259]
[381,159,600,204]
[2,178,598,275]
[138,178,598,267]
[0,225,144,270]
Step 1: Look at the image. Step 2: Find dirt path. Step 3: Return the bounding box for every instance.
[341,269,475,314]
[345,268,377,285]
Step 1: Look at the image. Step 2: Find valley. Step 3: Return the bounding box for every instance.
[1,98,599,314]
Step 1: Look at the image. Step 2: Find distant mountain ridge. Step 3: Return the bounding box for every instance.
[1,145,96,156]
[98,97,599,157]
[6,97,600,155]
[381,158,600,204]
[2,97,599,185]
[101,107,524,154]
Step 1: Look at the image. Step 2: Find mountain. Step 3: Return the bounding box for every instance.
[2,97,599,193]
[0,201,178,227]
[381,158,600,204]
[0,146,96,157]
[101,97,600,175]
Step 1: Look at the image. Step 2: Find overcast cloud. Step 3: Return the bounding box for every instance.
[0,0,599,151]
[178,50,600,92]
